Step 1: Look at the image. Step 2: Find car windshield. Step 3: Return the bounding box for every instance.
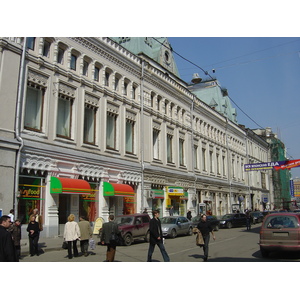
[221,214,233,220]
[265,215,299,229]
[115,216,134,225]
[160,217,177,224]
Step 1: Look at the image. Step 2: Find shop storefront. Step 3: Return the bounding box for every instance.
[150,189,164,213]
[166,186,186,216]
[103,182,136,216]
[18,175,45,224]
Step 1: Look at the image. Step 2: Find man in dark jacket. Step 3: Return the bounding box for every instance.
[147,210,170,262]
[197,214,216,261]
[0,215,18,262]
[101,215,120,262]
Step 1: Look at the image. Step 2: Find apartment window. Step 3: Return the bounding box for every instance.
[179,139,185,166]
[24,85,44,131]
[193,145,198,169]
[124,80,129,95]
[106,113,117,149]
[114,77,120,91]
[216,153,220,175]
[26,37,35,50]
[71,54,77,70]
[83,105,96,144]
[210,150,214,173]
[132,85,137,99]
[56,95,72,138]
[94,65,100,82]
[153,129,160,160]
[42,40,51,57]
[167,134,173,163]
[125,119,134,154]
[202,148,206,171]
[57,46,65,64]
[105,71,110,86]
[83,60,89,76]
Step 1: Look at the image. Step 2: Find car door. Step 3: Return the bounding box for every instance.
[133,216,144,237]
[177,217,185,235]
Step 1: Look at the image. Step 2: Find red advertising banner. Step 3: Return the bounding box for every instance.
[274,159,300,171]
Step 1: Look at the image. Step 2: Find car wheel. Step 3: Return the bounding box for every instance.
[123,233,133,246]
[260,247,269,258]
[187,227,193,236]
[227,222,232,229]
[145,230,150,242]
[170,229,177,238]
[214,225,219,231]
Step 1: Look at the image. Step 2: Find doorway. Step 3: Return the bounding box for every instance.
[58,194,71,224]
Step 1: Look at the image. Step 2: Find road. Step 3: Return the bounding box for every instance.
[20,223,300,262]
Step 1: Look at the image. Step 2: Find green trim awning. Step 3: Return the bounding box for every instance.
[50,177,91,194]
[103,182,134,197]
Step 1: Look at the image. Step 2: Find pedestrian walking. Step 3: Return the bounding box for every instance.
[147,210,170,262]
[78,215,93,257]
[245,209,251,230]
[63,214,81,259]
[9,219,22,259]
[26,214,41,256]
[169,206,174,216]
[197,214,215,261]
[0,215,18,262]
[187,210,192,220]
[8,209,14,223]
[101,215,120,262]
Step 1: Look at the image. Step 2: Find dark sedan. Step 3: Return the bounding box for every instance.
[250,211,264,224]
[219,213,247,229]
[191,215,220,231]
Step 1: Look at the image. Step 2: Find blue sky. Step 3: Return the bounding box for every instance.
[168,37,300,178]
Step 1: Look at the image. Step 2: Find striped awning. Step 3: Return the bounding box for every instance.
[103,182,134,197]
[50,177,91,194]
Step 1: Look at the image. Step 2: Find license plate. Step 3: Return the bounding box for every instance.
[273,232,289,237]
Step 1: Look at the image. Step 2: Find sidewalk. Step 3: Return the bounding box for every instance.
[20,235,100,256]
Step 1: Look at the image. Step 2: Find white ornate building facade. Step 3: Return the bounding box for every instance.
[0,37,270,237]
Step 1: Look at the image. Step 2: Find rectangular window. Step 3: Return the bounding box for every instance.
[167,134,173,163]
[105,72,110,86]
[83,61,89,76]
[106,113,117,149]
[83,106,96,144]
[94,66,100,81]
[56,95,72,138]
[24,86,44,131]
[210,150,214,173]
[71,54,77,70]
[179,139,184,166]
[114,77,120,91]
[193,145,198,169]
[125,120,134,154]
[43,40,51,57]
[57,47,64,64]
[26,37,35,50]
[153,129,160,160]
[202,148,206,171]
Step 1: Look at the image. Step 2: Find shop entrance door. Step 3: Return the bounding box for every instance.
[59,194,71,224]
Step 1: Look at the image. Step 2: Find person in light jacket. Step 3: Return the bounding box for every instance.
[78,215,93,257]
[63,214,81,259]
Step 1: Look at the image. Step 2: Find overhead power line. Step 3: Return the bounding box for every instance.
[152,37,264,129]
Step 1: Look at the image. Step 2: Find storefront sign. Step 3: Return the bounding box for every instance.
[166,187,184,196]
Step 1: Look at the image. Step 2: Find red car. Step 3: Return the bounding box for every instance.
[115,213,150,246]
[259,212,300,257]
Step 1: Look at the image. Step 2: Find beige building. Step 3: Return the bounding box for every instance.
[0,37,270,237]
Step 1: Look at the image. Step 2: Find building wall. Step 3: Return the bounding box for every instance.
[0,37,271,236]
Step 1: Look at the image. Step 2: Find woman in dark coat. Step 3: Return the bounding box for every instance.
[27,214,40,256]
[10,219,22,258]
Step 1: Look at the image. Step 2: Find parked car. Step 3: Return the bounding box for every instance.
[250,211,264,224]
[219,213,247,229]
[259,212,300,257]
[191,215,220,231]
[114,213,150,246]
[160,216,193,238]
